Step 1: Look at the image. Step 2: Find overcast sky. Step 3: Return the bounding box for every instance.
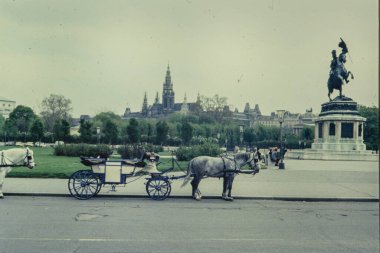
[0,0,378,117]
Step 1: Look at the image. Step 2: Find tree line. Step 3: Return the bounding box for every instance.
[0,94,378,150]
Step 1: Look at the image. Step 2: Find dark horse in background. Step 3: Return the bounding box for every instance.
[327,38,354,101]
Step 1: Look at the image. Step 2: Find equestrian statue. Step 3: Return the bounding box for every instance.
[327,38,354,101]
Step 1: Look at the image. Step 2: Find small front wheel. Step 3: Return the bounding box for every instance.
[68,170,101,200]
[146,178,171,200]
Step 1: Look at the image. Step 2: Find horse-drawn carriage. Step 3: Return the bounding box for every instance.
[68,149,262,201]
[68,152,178,200]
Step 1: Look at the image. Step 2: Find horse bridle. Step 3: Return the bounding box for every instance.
[240,151,260,169]
[223,151,258,170]
[0,149,33,168]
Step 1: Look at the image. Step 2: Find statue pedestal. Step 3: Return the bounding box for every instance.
[287,96,378,161]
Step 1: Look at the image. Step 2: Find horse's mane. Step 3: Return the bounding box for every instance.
[235,152,250,161]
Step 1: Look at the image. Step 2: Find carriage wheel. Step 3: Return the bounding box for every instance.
[68,170,101,200]
[146,178,171,200]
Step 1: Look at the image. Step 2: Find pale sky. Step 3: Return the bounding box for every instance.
[0,0,378,117]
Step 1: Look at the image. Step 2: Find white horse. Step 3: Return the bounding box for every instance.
[0,147,35,198]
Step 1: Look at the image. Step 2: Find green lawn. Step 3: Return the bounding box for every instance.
[0,146,188,178]
[1,146,88,178]
[1,146,260,178]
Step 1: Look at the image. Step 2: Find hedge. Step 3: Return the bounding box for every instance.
[176,142,222,161]
[53,144,113,157]
[117,144,163,159]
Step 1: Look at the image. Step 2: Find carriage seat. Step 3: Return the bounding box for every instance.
[121,160,146,168]
[80,157,106,166]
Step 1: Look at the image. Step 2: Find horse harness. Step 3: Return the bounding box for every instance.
[0,149,33,168]
[220,153,256,177]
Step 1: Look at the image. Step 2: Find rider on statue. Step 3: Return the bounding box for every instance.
[327,38,354,101]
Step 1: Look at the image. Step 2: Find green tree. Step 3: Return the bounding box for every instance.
[156,121,169,145]
[127,118,140,143]
[54,119,71,142]
[93,111,122,123]
[103,119,118,144]
[359,105,379,150]
[181,122,193,145]
[266,126,280,141]
[200,94,230,121]
[4,119,18,141]
[40,94,72,132]
[243,128,256,146]
[61,119,71,141]
[301,127,314,140]
[7,105,37,141]
[79,119,93,143]
[30,118,44,144]
[0,115,5,138]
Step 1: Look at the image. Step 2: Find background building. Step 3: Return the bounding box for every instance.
[123,65,201,119]
[233,104,316,135]
[0,96,16,119]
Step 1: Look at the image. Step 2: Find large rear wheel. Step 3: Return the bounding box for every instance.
[68,170,101,200]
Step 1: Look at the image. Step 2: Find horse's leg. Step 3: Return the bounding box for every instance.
[222,174,234,201]
[227,175,236,200]
[0,168,6,199]
[191,176,201,200]
[222,176,228,199]
[327,78,333,101]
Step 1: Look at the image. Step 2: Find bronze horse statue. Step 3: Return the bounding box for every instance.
[327,38,354,101]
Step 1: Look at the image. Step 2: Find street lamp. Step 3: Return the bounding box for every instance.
[239,125,244,146]
[96,127,101,144]
[277,110,286,169]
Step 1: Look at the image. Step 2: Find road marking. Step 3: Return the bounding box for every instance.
[0,237,282,242]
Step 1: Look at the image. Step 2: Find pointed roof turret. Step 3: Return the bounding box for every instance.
[253,104,262,116]
[196,92,201,104]
[244,102,250,113]
[154,91,159,104]
[181,93,189,114]
[141,92,149,116]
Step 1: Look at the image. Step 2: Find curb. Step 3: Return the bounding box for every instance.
[4,193,379,202]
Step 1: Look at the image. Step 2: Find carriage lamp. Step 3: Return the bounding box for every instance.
[277,110,286,169]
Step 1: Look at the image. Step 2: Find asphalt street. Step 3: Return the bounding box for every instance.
[0,197,378,253]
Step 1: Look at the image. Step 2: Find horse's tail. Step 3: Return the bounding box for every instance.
[181,159,193,187]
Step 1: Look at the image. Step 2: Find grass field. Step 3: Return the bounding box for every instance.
[0,146,188,179]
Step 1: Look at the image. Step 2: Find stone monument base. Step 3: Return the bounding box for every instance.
[287,149,379,161]
[287,96,378,161]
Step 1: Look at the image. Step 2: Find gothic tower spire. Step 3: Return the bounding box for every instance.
[162,64,175,111]
[154,91,159,104]
[141,92,149,116]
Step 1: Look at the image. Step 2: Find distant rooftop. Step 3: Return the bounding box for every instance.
[0,96,15,102]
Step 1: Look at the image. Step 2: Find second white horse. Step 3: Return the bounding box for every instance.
[0,147,35,198]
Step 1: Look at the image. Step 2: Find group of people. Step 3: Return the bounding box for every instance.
[268,147,287,166]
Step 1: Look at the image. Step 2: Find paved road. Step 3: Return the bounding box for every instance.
[0,197,378,253]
